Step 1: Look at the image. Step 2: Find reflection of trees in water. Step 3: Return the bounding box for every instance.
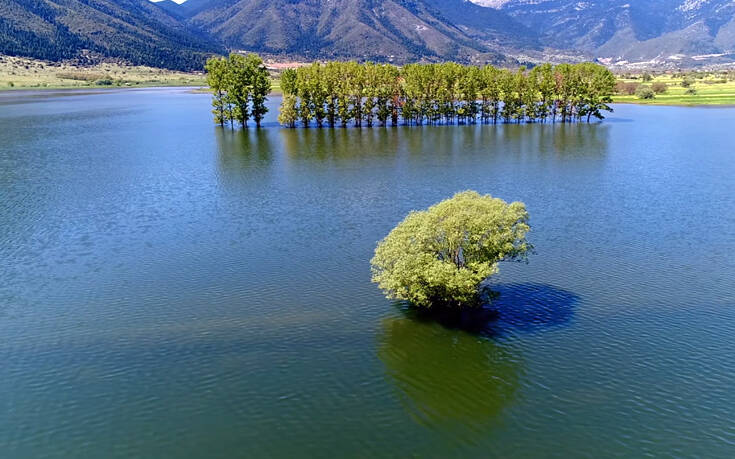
[475,123,611,158]
[377,316,520,431]
[280,127,401,161]
[215,127,274,169]
[377,283,578,434]
[278,123,610,164]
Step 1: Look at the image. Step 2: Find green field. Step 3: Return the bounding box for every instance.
[0,55,207,91]
[0,55,289,94]
[613,74,735,106]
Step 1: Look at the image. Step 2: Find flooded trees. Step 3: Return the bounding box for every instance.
[370,191,532,309]
[206,56,615,129]
[204,53,271,128]
[278,61,616,128]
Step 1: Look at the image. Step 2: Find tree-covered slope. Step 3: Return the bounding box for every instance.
[184,0,531,64]
[0,0,224,70]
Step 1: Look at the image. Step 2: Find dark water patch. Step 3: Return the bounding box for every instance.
[393,283,578,337]
[489,282,579,334]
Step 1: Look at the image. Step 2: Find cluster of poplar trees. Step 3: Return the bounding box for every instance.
[205,53,271,128]
[278,62,616,127]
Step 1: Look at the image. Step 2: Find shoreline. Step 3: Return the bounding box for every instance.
[2,84,731,108]
[611,100,735,108]
[0,85,283,97]
[0,83,206,92]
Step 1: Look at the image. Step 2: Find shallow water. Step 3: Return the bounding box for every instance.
[1,88,734,457]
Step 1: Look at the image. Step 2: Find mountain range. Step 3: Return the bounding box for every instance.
[490,0,735,66]
[2,0,735,70]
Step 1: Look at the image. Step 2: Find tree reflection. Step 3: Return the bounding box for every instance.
[377,316,520,431]
[215,128,273,167]
[280,127,401,161]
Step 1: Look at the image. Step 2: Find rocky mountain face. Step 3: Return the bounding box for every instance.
[480,0,735,66]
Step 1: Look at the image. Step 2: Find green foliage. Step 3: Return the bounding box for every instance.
[7,81,13,87]
[278,94,299,128]
[371,191,531,309]
[642,73,653,82]
[635,85,656,100]
[685,87,698,95]
[205,56,229,126]
[279,61,615,127]
[681,78,694,88]
[205,53,270,128]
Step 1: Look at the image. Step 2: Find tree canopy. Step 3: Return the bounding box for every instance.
[205,53,271,128]
[371,191,532,309]
[279,61,616,127]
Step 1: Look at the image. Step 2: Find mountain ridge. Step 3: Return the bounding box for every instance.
[3,0,735,69]
[480,0,735,66]
[0,0,224,70]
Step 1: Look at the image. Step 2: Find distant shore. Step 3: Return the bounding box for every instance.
[3,54,733,106]
[612,73,735,106]
[0,55,206,91]
[0,55,288,94]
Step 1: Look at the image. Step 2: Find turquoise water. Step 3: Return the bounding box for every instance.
[1,88,734,457]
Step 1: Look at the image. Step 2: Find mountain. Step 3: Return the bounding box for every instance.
[3,0,735,69]
[181,0,535,64]
[0,0,224,70]
[480,0,735,65]
[154,0,187,19]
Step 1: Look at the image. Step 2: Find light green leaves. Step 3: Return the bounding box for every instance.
[371,191,531,309]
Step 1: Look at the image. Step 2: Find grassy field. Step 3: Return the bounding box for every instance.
[0,55,288,94]
[0,55,206,90]
[613,74,735,106]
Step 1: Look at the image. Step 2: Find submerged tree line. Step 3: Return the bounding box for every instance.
[203,56,617,128]
[205,53,271,128]
[277,62,617,128]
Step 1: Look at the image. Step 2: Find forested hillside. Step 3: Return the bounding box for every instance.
[0,0,224,70]
[3,0,735,70]
[184,0,533,64]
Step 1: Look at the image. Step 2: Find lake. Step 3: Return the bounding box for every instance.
[1,88,734,457]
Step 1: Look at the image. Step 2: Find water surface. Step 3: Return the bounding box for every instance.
[1,88,734,457]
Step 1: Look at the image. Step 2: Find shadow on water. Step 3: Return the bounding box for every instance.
[485,283,579,335]
[377,315,521,436]
[398,283,579,337]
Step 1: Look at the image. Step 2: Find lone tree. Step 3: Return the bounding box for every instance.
[635,85,656,100]
[371,191,531,309]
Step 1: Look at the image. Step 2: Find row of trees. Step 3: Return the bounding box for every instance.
[277,61,616,128]
[205,53,271,128]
